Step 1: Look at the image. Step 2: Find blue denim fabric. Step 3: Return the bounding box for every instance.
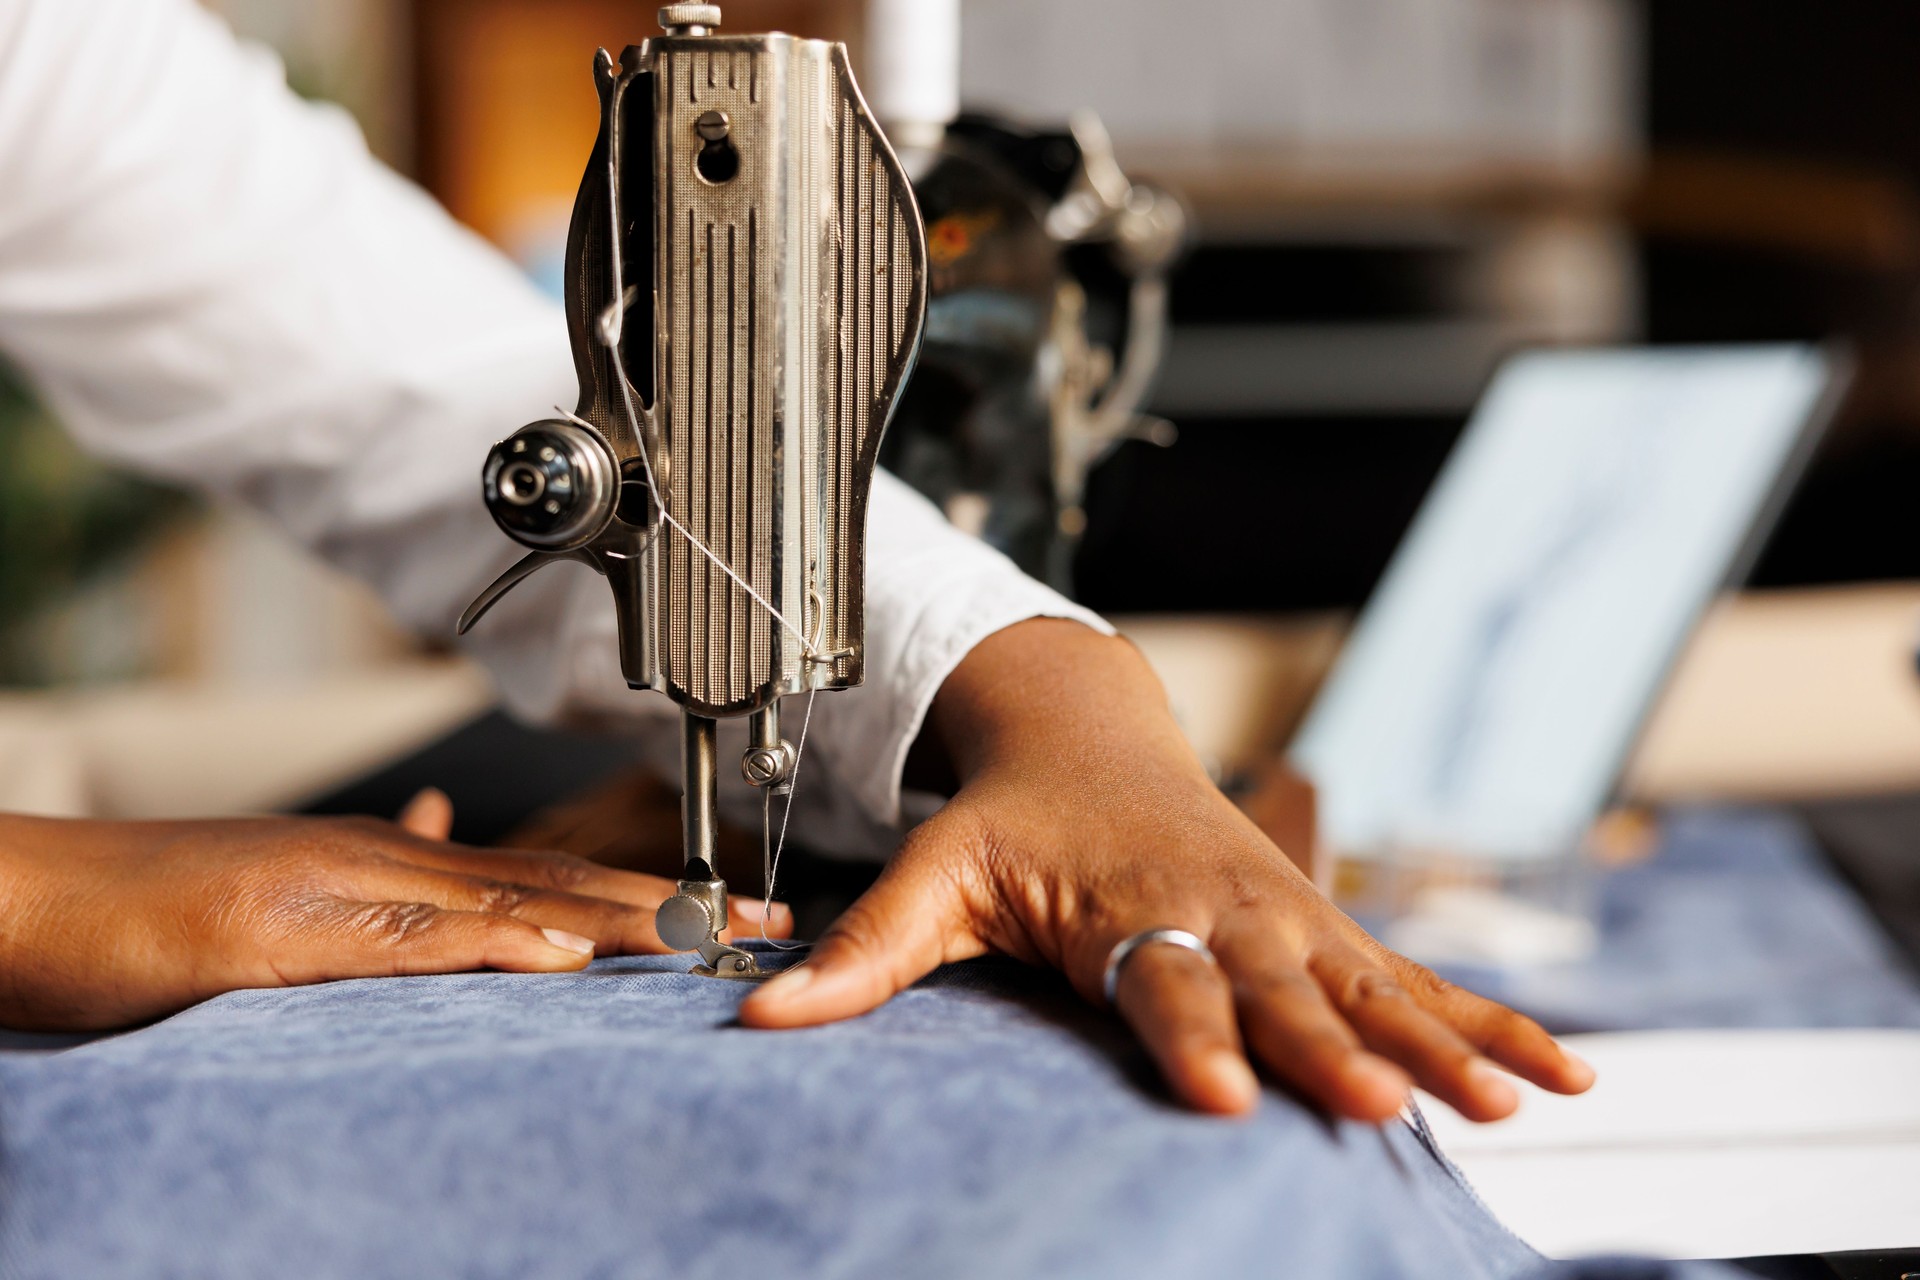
[1437,809,1920,1033]
[1,805,1871,1277]
[0,947,1737,1280]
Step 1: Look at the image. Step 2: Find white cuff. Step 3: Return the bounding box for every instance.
[804,472,1114,830]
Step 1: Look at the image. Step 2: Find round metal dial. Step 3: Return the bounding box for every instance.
[654,894,715,954]
[481,420,617,551]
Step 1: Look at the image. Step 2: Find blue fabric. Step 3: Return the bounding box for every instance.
[0,806,1888,1277]
[0,948,1731,1280]
[1436,809,1920,1033]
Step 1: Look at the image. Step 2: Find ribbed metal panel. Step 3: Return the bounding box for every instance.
[640,34,924,716]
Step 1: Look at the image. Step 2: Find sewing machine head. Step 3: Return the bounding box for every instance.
[459,4,928,978]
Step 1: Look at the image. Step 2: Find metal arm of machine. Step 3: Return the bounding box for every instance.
[458,4,928,978]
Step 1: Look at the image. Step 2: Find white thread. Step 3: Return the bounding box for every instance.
[757,685,818,949]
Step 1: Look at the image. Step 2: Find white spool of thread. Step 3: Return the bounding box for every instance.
[863,0,960,146]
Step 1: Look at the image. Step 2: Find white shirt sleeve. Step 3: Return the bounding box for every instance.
[0,0,1111,841]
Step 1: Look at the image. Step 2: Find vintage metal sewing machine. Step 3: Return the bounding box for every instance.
[457,4,927,978]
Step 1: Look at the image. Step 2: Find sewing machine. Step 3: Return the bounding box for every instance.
[457,4,928,979]
[877,109,1187,590]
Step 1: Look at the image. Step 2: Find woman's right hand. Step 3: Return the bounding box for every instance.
[0,789,791,1031]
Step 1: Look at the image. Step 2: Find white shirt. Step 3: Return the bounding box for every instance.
[0,0,1108,854]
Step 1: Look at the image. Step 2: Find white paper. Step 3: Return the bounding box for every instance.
[1418,1029,1920,1260]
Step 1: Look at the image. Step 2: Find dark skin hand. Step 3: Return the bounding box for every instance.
[740,618,1595,1123]
[0,789,790,1032]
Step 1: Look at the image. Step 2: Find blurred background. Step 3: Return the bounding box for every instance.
[3,0,1919,957]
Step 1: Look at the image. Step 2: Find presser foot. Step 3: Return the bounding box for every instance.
[691,939,768,981]
[654,872,770,980]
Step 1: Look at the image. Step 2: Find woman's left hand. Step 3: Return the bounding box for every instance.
[741,619,1595,1122]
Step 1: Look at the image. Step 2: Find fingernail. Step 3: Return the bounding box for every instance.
[1562,1052,1597,1088]
[753,964,815,1002]
[1467,1058,1520,1111]
[1204,1051,1260,1111]
[541,928,594,956]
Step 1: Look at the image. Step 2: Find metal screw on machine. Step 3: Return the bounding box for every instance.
[456,4,928,980]
[741,708,796,794]
[741,744,793,790]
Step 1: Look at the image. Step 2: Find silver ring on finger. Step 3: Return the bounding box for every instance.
[1102,927,1216,1006]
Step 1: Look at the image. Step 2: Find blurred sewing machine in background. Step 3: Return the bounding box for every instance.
[875,103,1187,589]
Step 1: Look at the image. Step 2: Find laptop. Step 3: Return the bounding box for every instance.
[1289,345,1844,869]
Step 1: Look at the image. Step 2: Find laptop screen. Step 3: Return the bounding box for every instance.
[1289,346,1838,864]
